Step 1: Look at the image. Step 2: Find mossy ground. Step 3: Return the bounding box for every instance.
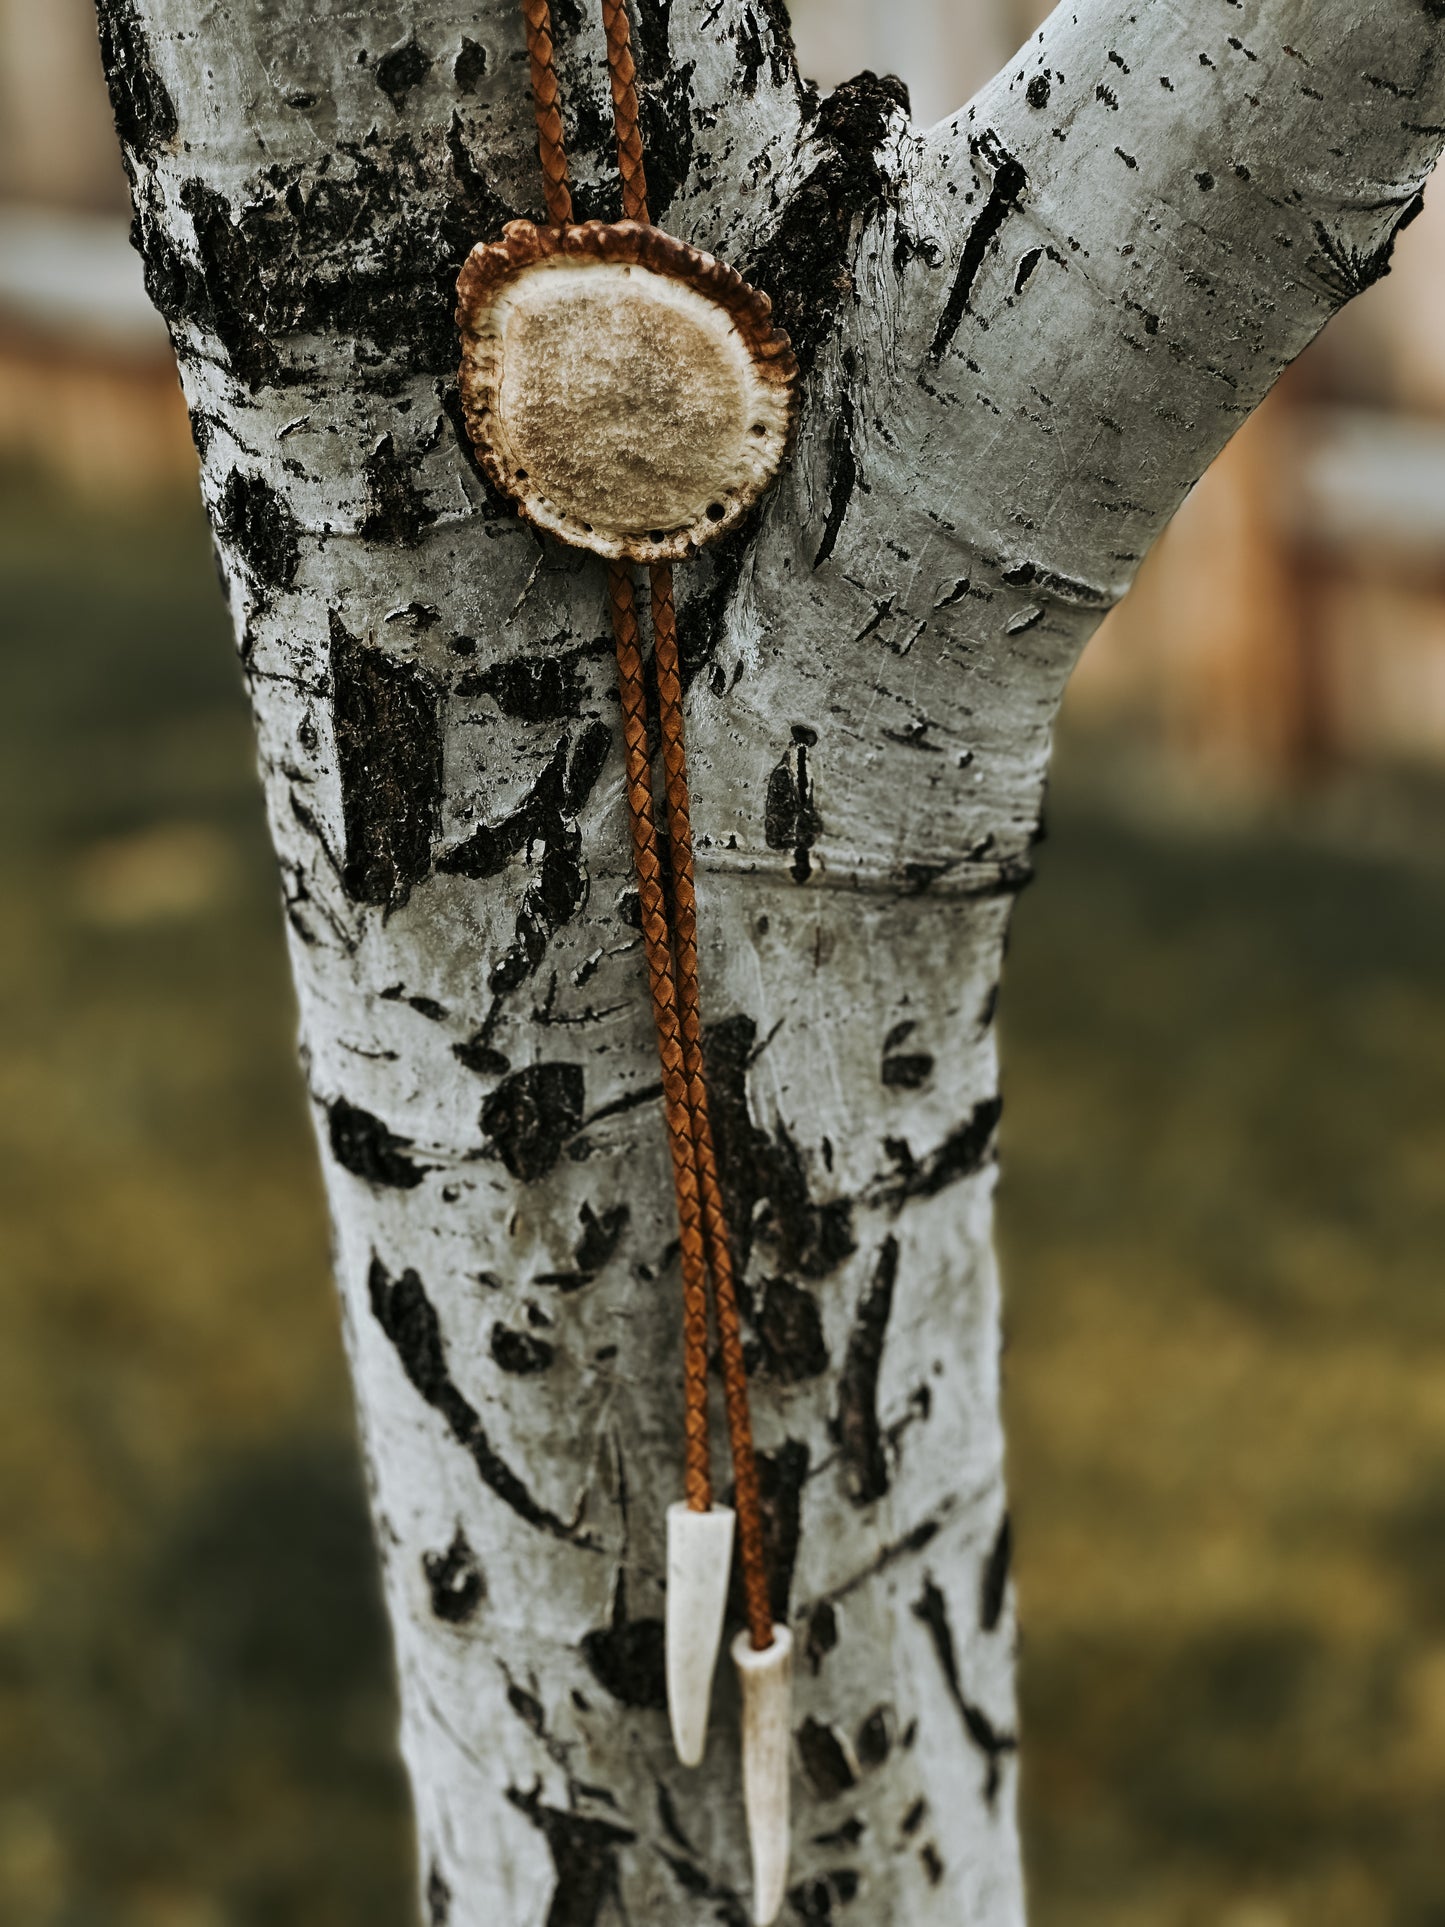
[1,478,1442,1924]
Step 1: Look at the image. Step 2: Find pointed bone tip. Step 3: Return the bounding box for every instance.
[666,1503,736,1769]
[732,1624,793,1926]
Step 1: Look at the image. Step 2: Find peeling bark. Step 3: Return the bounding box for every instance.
[94,0,1445,1920]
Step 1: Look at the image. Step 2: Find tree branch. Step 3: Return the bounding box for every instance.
[92,0,1444,1919]
[916,0,1445,575]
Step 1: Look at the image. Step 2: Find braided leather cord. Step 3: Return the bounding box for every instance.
[521,0,574,224]
[595,0,774,1652]
[600,0,650,222]
[607,562,713,1515]
[512,0,775,1649]
[651,566,774,1650]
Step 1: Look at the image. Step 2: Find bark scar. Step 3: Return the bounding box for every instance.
[929,133,1028,362]
[912,1577,1017,1805]
[368,1257,595,1544]
[832,1237,898,1506]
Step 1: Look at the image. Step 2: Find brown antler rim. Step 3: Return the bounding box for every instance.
[456,220,798,564]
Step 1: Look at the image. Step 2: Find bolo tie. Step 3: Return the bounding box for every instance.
[455,4,800,1919]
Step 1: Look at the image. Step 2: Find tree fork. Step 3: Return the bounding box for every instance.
[94,1,1443,1921]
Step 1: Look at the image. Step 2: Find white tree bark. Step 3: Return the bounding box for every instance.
[94,1,1443,1921]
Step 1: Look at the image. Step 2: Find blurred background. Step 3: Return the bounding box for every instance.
[2,3,1443,1923]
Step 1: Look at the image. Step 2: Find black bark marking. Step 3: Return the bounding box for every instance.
[506,1785,635,1927]
[455,37,488,94]
[480,1062,586,1182]
[580,1573,667,1709]
[788,1871,861,1919]
[422,1527,486,1624]
[547,0,587,34]
[575,1201,630,1272]
[735,9,766,93]
[882,1051,934,1090]
[1013,245,1043,294]
[754,1277,829,1383]
[440,724,610,997]
[999,558,1111,607]
[797,1718,858,1800]
[929,135,1028,362]
[656,1779,694,1853]
[814,1817,866,1850]
[362,433,437,546]
[764,734,823,884]
[426,1863,452,1925]
[806,1601,839,1673]
[751,0,799,85]
[330,614,442,908]
[213,469,300,597]
[490,1324,557,1375]
[683,526,751,690]
[534,1199,632,1291]
[875,1095,1003,1206]
[729,1438,810,1626]
[134,128,517,392]
[375,35,433,110]
[1311,191,1424,298]
[820,1516,941,1607]
[507,1680,546,1734]
[980,1514,1012,1634]
[455,647,596,722]
[814,388,858,567]
[584,1079,664,1129]
[748,73,909,374]
[368,1258,586,1542]
[912,1578,1017,1803]
[603,0,696,220]
[94,0,177,162]
[856,1705,892,1768]
[453,1034,510,1078]
[659,1850,750,1926]
[327,1096,427,1188]
[1025,72,1051,108]
[834,1238,898,1506]
[706,1016,856,1279]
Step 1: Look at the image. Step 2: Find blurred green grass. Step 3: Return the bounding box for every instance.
[1,477,1442,1925]
[1000,760,1445,1927]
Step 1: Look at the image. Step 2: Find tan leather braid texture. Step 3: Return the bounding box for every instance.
[651,566,775,1650]
[600,0,650,222]
[594,0,775,1645]
[521,0,574,224]
[606,563,714,1516]
[513,0,776,1645]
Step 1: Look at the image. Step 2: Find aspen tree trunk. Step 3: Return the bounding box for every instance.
[94,1,1444,1920]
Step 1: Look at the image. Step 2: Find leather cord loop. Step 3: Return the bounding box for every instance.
[518,0,774,1653]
